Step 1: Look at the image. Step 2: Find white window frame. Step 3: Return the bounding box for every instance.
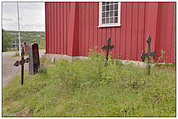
[99,2,121,27]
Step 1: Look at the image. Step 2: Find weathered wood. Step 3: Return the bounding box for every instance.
[29,43,40,75]
[29,45,34,75]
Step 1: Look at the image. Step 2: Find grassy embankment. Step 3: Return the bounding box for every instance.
[2,51,176,117]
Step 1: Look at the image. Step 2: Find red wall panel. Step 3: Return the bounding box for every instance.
[137,3,145,61]
[155,2,175,63]
[45,2,176,63]
[131,3,139,60]
[120,3,126,59]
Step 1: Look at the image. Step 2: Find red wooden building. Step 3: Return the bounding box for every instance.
[45,2,176,63]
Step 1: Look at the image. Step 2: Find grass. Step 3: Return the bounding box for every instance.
[11,52,29,57]
[40,56,54,65]
[2,51,176,117]
[39,40,45,49]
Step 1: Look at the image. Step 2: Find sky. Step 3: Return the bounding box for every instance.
[2,1,45,31]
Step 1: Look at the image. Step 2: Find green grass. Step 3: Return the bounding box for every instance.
[2,51,176,117]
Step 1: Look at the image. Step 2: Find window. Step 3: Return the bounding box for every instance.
[99,2,121,27]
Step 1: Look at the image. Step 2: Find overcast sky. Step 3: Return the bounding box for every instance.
[2,1,45,31]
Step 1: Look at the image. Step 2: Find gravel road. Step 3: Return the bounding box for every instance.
[2,50,45,87]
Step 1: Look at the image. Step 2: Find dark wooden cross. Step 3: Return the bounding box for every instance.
[141,35,156,75]
[101,37,114,61]
[14,46,29,85]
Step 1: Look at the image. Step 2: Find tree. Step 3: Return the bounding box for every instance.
[2,29,13,52]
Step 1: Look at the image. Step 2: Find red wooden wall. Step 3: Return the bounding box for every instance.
[45,2,176,63]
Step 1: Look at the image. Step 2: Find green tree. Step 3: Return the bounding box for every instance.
[2,29,13,52]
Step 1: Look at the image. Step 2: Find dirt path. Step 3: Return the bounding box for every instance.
[2,50,45,87]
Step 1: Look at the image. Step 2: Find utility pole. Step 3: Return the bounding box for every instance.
[17,1,21,56]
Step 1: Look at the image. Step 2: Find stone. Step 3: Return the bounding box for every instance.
[51,56,55,64]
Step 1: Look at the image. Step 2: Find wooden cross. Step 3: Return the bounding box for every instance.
[101,37,114,61]
[14,46,29,85]
[141,35,156,75]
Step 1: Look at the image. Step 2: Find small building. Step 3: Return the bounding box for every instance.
[45,2,176,63]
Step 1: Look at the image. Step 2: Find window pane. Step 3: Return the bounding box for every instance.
[114,4,118,10]
[106,12,109,17]
[106,5,109,10]
[110,17,114,23]
[103,12,107,17]
[106,2,109,5]
[106,18,109,23]
[114,17,118,23]
[102,2,106,6]
[102,18,105,24]
[110,11,113,17]
[109,2,113,5]
[102,6,106,11]
[109,5,113,10]
[102,12,105,17]
[114,11,118,16]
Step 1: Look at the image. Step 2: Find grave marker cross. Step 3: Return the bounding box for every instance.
[14,47,29,85]
[101,37,114,61]
[141,35,156,75]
